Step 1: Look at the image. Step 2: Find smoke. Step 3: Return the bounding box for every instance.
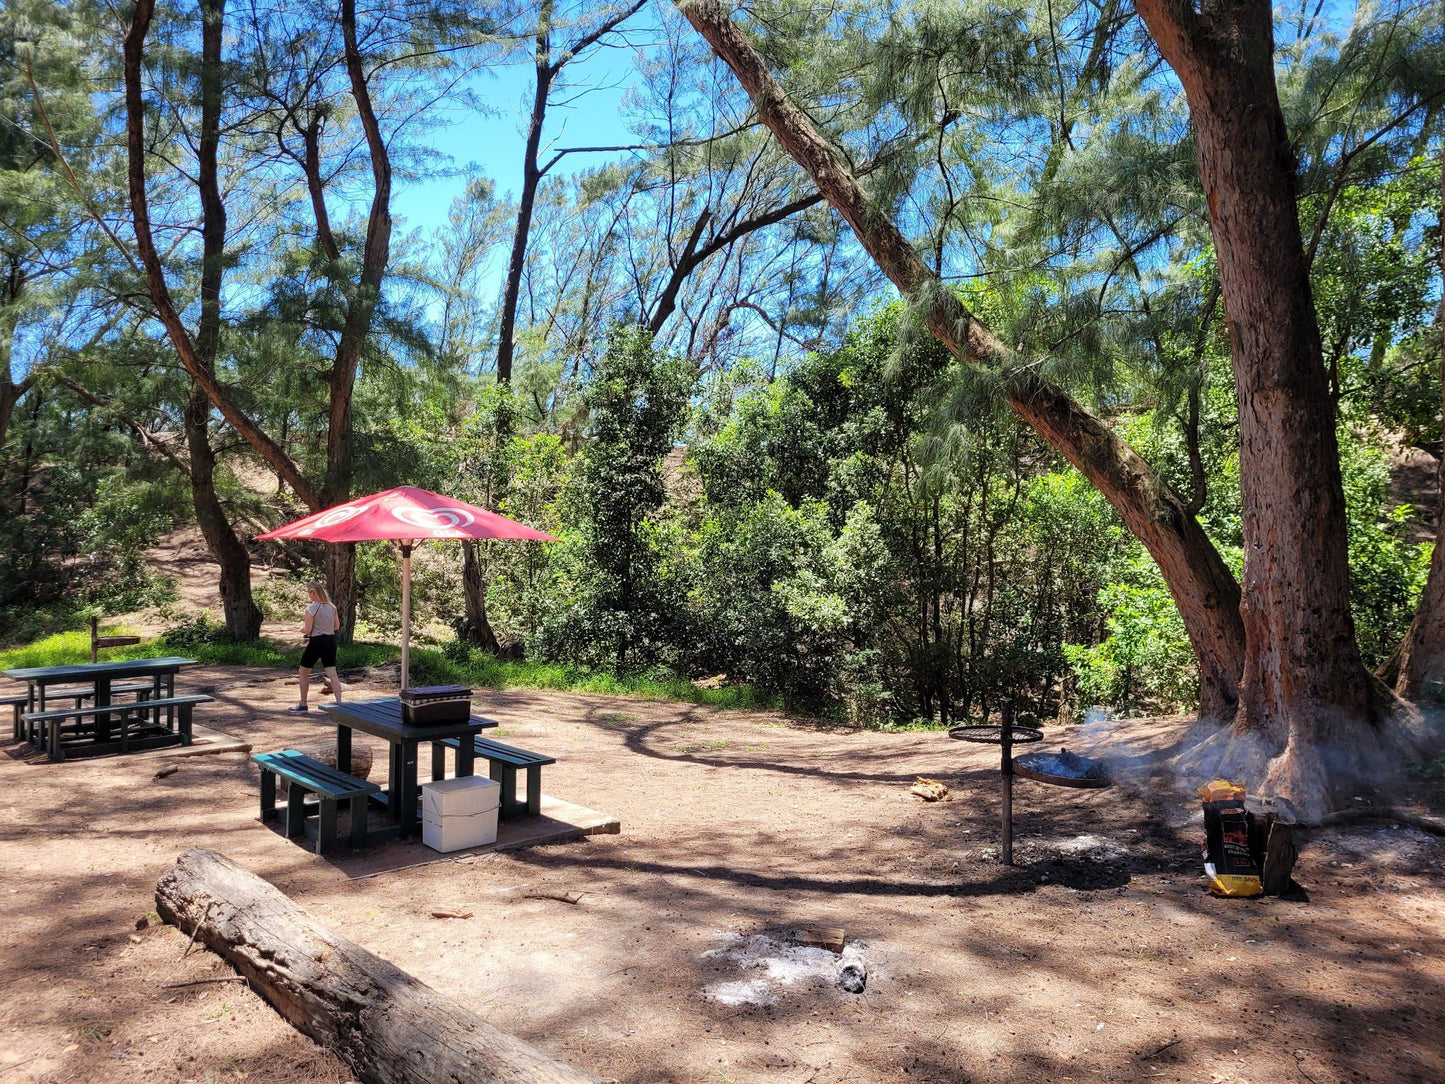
[1061,698,1445,825]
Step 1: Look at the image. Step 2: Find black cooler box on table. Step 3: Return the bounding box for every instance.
[400,685,473,726]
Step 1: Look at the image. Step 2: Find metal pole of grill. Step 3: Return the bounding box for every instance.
[1000,698,1014,866]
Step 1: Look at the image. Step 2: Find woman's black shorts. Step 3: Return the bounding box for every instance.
[300,634,337,669]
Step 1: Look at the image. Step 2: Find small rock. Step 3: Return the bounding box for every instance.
[839,963,867,993]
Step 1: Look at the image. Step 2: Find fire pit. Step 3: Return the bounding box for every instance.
[949,702,1112,864]
[1013,747,1111,789]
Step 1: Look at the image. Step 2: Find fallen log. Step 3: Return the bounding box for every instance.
[155,848,599,1084]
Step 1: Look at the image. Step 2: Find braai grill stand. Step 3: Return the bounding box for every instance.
[949,700,1115,865]
[948,700,1043,865]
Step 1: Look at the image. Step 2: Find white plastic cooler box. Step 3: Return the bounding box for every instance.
[421,776,501,852]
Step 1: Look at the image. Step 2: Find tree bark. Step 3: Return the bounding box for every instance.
[1394,149,1445,699]
[494,0,645,384]
[324,0,392,520]
[0,253,28,460]
[460,540,503,652]
[1134,0,1386,814]
[154,848,600,1084]
[677,0,1245,716]
[187,388,263,639]
[324,542,358,644]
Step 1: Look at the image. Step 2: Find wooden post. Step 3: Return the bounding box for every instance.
[1000,699,1014,866]
[400,541,414,691]
[155,848,599,1084]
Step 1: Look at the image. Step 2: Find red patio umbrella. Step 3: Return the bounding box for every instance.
[257,486,557,689]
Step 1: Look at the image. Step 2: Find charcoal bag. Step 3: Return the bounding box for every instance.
[1199,779,1263,898]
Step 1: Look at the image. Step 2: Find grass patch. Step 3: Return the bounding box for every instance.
[412,646,774,710]
[0,628,772,712]
[0,629,396,671]
[179,639,395,670]
[0,630,119,670]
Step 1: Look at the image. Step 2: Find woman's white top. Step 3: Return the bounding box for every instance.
[307,602,338,635]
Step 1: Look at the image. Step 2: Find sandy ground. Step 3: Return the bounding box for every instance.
[1,669,1443,1084]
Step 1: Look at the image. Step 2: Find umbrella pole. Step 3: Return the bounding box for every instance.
[400,542,413,691]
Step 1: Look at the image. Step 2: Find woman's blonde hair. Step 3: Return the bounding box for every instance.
[308,582,332,604]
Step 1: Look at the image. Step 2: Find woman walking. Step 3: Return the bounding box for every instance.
[290,583,344,712]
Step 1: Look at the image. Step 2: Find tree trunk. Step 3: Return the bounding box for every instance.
[677,0,1246,716]
[1,253,24,459]
[495,3,556,387]
[313,0,395,642]
[183,0,260,643]
[325,543,358,644]
[459,540,502,652]
[1394,150,1445,699]
[187,387,262,640]
[125,0,393,642]
[0,377,18,467]
[154,848,600,1084]
[1134,0,1393,817]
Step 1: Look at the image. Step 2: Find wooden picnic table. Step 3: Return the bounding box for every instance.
[3,657,198,753]
[319,698,494,843]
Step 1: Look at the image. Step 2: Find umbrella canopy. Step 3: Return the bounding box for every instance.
[257,486,557,690]
[255,485,556,544]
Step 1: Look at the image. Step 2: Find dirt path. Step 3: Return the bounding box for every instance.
[1,672,1442,1083]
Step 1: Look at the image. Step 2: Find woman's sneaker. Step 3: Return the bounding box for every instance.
[286,704,310,713]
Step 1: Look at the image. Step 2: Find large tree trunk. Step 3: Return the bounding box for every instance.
[0,379,16,461]
[1134,0,1408,817]
[1394,151,1445,699]
[677,0,1245,717]
[311,0,395,643]
[155,848,599,1084]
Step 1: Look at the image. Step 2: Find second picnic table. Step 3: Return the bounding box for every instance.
[3,656,202,759]
[320,698,495,843]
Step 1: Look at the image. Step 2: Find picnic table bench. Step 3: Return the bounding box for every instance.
[430,733,556,820]
[254,750,380,853]
[23,694,212,761]
[5,682,157,741]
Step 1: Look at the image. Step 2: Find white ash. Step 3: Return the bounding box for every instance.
[701,932,871,1006]
[1054,834,1129,861]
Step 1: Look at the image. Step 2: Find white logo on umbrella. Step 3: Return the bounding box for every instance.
[392,506,476,535]
[295,504,368,536]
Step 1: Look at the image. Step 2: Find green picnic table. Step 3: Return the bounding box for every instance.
[3,657,203,760]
